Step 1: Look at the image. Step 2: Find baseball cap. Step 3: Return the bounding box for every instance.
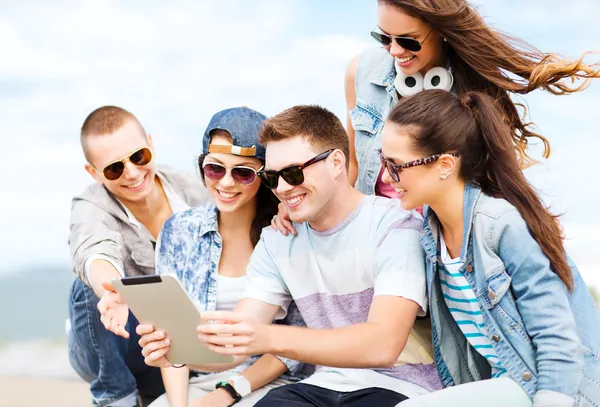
[202,107,267,161]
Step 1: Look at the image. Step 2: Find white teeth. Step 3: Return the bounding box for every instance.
[219,191,237,199]
[396,56,415,63]
[395,188,407,193]
[127,178,144,188]
[286,196,303,205]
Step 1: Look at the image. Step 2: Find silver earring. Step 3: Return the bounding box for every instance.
[441,174,447,179]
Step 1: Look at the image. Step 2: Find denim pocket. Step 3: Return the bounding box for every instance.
[350,100,384,137]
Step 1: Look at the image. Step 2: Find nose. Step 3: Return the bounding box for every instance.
[275,176,294,196]
[122,160,142,180]
[218,169,236,188]
[389,40,408,58]
[381,167,394,184]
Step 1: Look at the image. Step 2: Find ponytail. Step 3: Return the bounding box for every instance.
[387,89,573,290]
[460,91,573,290]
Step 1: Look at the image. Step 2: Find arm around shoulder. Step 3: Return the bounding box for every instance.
[345,54,360,186]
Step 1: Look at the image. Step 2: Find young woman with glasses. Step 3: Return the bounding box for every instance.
[346,0,599,197]
[148,107,310,407]
[379,89,600,407]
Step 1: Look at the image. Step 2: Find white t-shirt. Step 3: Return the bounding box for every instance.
[243,195,443,396]
[215,274,247,312]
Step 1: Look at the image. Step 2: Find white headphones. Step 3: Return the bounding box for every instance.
[394,66,454,97]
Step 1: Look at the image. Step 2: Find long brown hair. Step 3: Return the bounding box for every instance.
[379,0,600,167]
[387,89,573,290]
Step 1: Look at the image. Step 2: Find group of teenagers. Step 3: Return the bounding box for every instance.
[66,1,600,407]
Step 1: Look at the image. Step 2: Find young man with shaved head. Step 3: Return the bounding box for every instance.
[67,106,209,407]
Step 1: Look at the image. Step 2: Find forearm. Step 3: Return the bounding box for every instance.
[189,355,249,373]
[161,366,190,407]
[239,354,287,392]
[89,259,122,298]
[269,323,403,368]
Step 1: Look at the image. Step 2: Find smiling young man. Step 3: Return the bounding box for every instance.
[137,105,442,406]
[67,106,209,407]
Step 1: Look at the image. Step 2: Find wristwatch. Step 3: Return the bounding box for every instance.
[215,381,242,405]
[228,375,252,398]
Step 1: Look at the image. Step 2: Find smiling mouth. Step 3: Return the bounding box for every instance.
[123,174,146,189]
[284,194,306,207]
[217,190,240,200]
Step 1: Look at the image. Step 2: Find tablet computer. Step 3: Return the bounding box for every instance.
[111,274,233,365]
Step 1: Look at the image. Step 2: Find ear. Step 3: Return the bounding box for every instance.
[437,154,459,179]
[330,149,347,177]
[84,163,104,185]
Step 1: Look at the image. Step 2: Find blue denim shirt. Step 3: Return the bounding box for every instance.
[420,183,600,407]
[156,202,312,381]
[350,47,398,195]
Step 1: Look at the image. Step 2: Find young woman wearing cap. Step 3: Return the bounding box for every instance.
[148,107,310,407]
[346,0,599,197]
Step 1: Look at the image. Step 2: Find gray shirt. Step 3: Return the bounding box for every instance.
[69,167,209,286]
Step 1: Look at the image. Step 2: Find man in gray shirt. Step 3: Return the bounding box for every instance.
[67,106,208,407]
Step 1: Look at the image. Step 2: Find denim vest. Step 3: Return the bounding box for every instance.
[420,184,600,407]
[350,47,398,195]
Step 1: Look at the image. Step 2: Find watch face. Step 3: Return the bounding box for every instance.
[231,376,252,397]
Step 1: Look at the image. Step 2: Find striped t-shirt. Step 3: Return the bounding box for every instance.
[439,235,507,378]
[244,196,443,397]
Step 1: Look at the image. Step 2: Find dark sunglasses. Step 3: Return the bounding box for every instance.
[258,149,334,189]
[202,161,261,185]
[379,149,460,183]
[94,147,153,181]
[370,28,433,52]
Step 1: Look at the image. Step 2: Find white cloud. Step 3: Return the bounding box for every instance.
[0,0,598,292]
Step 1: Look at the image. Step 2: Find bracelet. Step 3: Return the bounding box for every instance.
[215,381,242,405]
[172,364,186,368]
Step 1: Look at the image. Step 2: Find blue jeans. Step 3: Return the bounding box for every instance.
[68,278,165,406]
[254,383,408,406]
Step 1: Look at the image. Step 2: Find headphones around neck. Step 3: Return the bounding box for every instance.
[394,66,454,97]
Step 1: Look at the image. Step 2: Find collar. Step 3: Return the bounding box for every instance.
[420,183,482,263]
[368,51,396,87]
[197,202,219,237]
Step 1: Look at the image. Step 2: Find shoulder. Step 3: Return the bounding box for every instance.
[162,202,218,239]
[71,184,120,223]
[157,167,209,206]
[472,193,528,248]
[354,47,394,80]
[366,196,423,236]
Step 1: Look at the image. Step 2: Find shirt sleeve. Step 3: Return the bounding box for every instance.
[243,236,293,316]
[374,226,427,316]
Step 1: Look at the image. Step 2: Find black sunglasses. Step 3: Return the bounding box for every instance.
[258,149,334,189]
[202,161,260,185]
[370,28,433,52]
[379,149,460,183]
[93,147,153,181]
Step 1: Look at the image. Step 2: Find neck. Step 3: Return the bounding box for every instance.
[429,179,466,242]
[308,183,364,232]
[121,175,167,220]
[420,54,447,76]
[218,197,257,238]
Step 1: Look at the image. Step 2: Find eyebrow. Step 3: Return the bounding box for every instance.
[377,26,420,37]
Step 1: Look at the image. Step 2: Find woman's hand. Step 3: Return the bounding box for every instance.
[97,281,130,338]
[137,324,173,368]
[271,202,296,236]
[189,388,235,407]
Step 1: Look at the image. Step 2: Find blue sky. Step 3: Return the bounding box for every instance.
[1,0,599,288]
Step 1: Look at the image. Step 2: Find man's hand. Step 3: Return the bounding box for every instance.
[189,388,235,407]
[137,324,173,368]
[271,202,296,236]
[197,311,274,356]
[97,281,130,338]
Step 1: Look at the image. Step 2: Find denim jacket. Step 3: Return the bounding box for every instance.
[156,202,312,381]
[350,47,398,195]
[420,183,600,407]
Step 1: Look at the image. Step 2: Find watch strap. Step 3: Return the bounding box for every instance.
[215,381,242,405]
